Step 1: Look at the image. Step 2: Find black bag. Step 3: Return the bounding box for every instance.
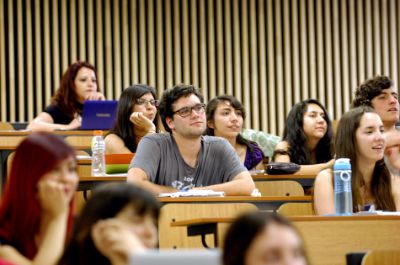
[266,162,300,175]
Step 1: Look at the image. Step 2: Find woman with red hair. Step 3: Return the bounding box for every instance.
[28,61,105,131]
[0,132,78,265]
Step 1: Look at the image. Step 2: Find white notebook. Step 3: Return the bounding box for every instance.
[130,250,221,265]
[158,190,225,198]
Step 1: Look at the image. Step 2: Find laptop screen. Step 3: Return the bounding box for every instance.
[130,250,221,265]
[80,100,118,130]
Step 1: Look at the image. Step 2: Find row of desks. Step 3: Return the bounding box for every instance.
[170,215,400,265]
[2,131,399,265]
[76,158,316,188]
[0,130,316,187]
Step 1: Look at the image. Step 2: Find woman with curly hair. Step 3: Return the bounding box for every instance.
[28,61,105,131]
[273,99,334,174]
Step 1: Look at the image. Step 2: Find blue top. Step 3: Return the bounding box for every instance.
[244,143,264,170]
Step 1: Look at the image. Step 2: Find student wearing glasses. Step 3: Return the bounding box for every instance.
[127,84,255,196]
[105,84,159,154]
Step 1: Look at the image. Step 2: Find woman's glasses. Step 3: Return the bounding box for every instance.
[136,98,159,107]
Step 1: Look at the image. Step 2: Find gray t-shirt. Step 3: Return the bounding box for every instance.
[130,133,246,190]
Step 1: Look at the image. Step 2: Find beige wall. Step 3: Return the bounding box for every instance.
[1,0,399,135]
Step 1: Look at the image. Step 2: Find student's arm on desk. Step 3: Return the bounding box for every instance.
[127,167,178,195]
[27,112,81,132]
[313,169,335,215]
[273,142,334,175]
[295,160,334,175]
[193,171,255,196]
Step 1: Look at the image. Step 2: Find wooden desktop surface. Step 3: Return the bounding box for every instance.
[0,131,97,193]
[157,196,311,203]
[252,171,315,179]
[0,130,97,136]
[0,130,96,150]
[171,215,400,265]
[76,159,316,188]
[156,196,312,213]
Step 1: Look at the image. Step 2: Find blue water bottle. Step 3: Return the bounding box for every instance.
[333,158,353,215]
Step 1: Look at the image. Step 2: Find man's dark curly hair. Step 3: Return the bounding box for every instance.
[158,84,204,133]
[352,76,393,107]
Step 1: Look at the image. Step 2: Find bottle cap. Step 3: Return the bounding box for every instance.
[93,130,103,136]
[333,158,351,170]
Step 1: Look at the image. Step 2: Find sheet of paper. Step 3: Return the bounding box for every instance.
[158,190,225,198]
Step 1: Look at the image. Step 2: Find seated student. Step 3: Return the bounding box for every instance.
[223,211,309,265]
[127,84,255,196]
[0,132,78,265]
[58,183,160,265]
[314,106,400,215]
[105,84,159,154]
[28,61,105,131]
[352,75,399,133]
[205,95,264,170]
[273,99,334,175]
[352,75,400,173]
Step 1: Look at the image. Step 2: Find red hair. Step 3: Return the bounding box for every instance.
[0,132,76,259]
[52,61,100,118]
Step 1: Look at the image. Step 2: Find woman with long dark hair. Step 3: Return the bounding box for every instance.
[273,99,334,174]
[206,95,264,170]
[105,84,159,153]
[223,212,309,265]
[314,106,400,214]
[58,183,160,265]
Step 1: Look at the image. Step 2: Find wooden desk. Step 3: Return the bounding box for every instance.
[172,215,400,265]
[157,196,311,211]
[0,131,98,194]
[75,160,316,194]
[156,197,311,249]
[76,158,126,192]
[251,172,316,188]
[0,130,97,149]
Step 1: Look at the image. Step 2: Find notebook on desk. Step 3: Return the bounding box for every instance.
[130,250,221,265]
[80,100,118,130]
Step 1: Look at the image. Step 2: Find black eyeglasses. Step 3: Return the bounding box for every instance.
[136,98,159,107]
[173,103,206,117]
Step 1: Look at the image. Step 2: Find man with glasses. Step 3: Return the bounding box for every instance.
[127,84,255,195]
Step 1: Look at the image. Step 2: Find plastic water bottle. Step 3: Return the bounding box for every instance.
[333,158,353,215]
[91,130,106,176]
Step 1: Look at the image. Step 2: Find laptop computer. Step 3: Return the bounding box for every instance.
[80,100,118,130]
[130,250,221,265]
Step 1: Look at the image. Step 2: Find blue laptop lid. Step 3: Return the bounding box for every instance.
[80,100,118,130]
